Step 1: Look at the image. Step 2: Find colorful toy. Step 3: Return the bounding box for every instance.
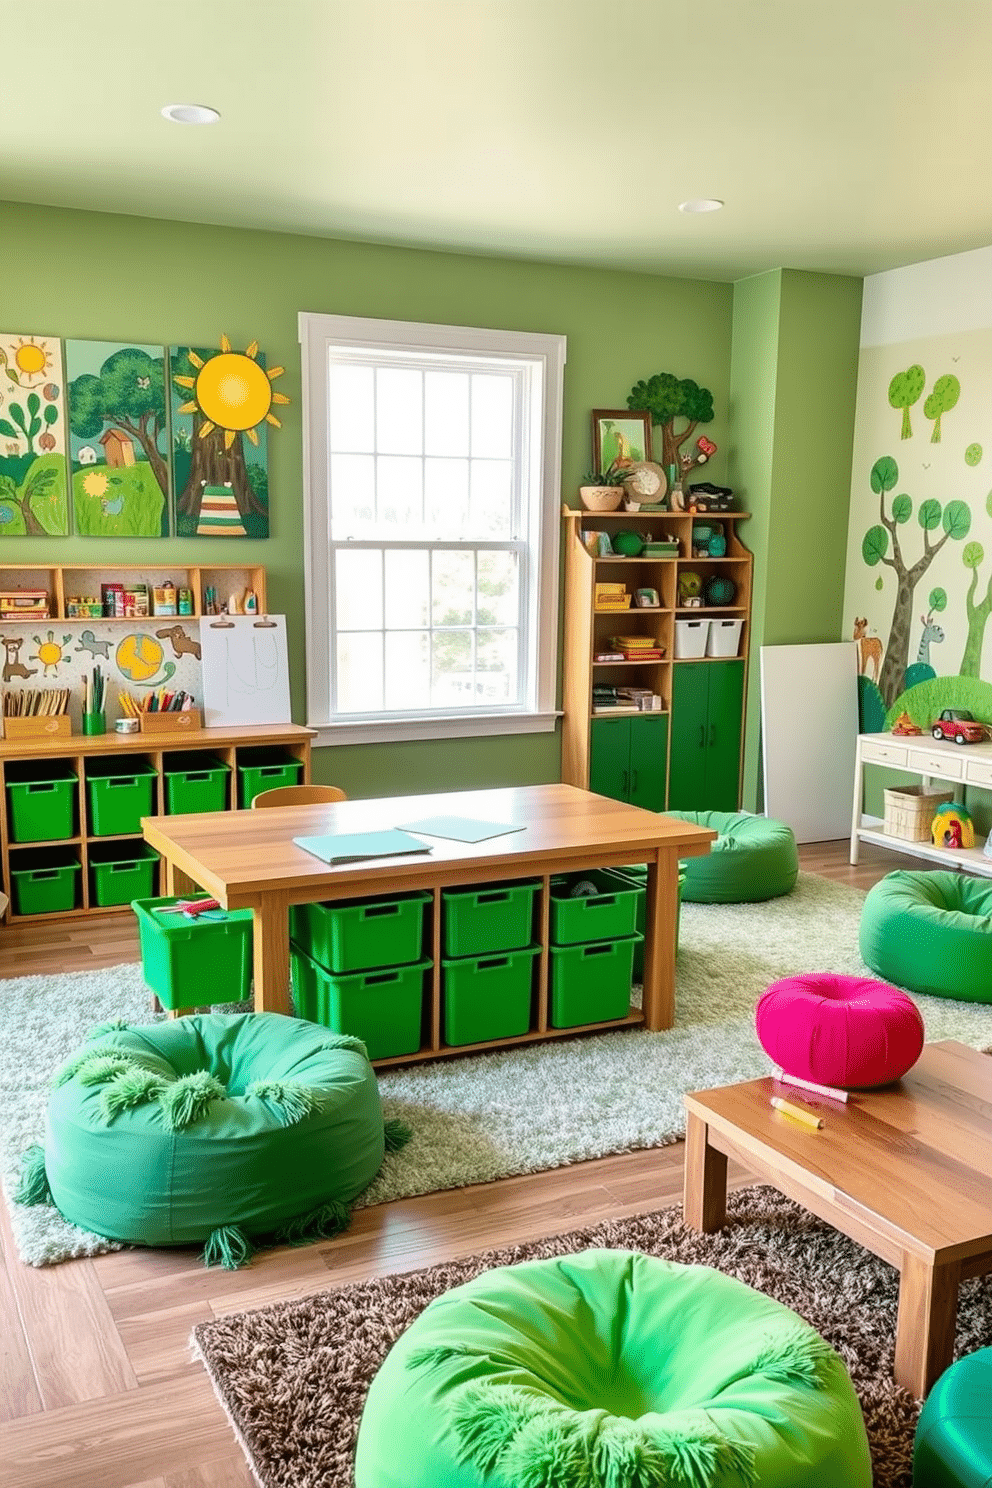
[931,801,974,849]
[678,570,703,605]
[930,708,988,745]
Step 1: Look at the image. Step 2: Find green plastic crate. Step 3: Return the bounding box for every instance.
[5,762,78,843]
[615,865,685,979]
[549,934,641,1028]
[441,943,539,1046]
[290,945,428,1060]
[132,896,253,1011]
[549,869,641,946]
[86,758,158,837]
[164,754,230,814]
[10,852,81,915]
[290,889,430,974]
[236,749,303,808]
[442,879,539,958]
[88,842,159,908]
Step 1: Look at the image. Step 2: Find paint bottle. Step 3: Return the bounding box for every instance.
[178,588,193,615]
[244,590,258,614]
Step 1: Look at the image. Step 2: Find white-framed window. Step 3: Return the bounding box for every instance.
[298,312,565,745]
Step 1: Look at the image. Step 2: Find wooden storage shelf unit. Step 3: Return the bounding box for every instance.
[0,725,313,922]
[0,562,266,622]
[562,506,753,814]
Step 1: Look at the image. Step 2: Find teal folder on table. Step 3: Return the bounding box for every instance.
[293,829,433,865]
[396,816,525,843]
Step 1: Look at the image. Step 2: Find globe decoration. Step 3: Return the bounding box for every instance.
[705,574,737,607]
[117,633,170,685]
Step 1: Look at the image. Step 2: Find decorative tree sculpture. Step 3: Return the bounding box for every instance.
[627,373,714,473]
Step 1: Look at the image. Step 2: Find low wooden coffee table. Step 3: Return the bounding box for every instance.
[683,1040,992,1398]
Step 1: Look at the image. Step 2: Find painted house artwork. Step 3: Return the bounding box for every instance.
[170,336,287,538]
[844,323,992,736]
[65,339,171,537]
[0,332,70,537]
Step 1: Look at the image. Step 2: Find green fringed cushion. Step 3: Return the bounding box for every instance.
[355,1250,872,1488]
[665,810,799,903]
[42,1012,386,1248]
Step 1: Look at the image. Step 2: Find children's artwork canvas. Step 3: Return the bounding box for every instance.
[65,340,171,537]
[199,614,291,726]
[170,336,287,539]
[0,333,69,537]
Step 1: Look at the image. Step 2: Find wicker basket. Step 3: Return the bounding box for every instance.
[883,784,955,842]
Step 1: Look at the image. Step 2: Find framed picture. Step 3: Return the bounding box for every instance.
[592,409,653,472]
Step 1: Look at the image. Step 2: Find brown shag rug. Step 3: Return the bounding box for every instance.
[193,1185,992,1488]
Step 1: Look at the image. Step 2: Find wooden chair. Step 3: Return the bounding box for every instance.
[250,784,347,808]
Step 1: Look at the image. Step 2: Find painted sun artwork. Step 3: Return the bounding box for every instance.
[65,339,171,538]
[0,333,69,537]
[170,336,288,538]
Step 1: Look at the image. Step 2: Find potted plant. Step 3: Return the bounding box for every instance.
[578,459,629,512]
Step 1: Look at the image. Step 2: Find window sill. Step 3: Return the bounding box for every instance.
[307,711,561,747]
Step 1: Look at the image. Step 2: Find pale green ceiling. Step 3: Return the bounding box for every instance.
[5,0,991,282]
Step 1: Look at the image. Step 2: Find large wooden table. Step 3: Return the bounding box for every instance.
[683,1040,992,1398]
[142,783,715,1055]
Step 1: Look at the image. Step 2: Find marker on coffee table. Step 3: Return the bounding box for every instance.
[770,1096,823,1130]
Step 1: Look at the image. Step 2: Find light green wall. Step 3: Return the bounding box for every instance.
[0,199,733,798]
[729,269,862,807]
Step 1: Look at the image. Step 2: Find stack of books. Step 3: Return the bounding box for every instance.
[0,589,49,620]
[592,685,658,714]
[610,634,665,661]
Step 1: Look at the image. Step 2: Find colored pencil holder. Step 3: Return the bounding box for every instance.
[82,711,106,736]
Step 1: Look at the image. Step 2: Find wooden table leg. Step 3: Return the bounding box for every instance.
[163,857,199,898]
[251,894,292,1016]
[641,851,679,1030]
[683,1110,728,1231]
[894,1252,960,1398]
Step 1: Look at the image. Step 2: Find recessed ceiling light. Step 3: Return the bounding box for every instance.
[678,199,724,214]
[161,103,221,125]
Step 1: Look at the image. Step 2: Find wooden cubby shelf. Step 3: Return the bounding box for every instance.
[562,505,753,815]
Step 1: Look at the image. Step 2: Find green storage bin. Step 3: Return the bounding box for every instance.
[616,865,685,979]
[549,869,641,946]
[442,943,540,1046]
[5,761,78,843]
[549,934,641,1028]
[290,889,430,973]
[164,753,230,814]
[88,841,159,908]
[236,748,304,808]
[132,896,253,1011]
[442,879,540,958]
[290,945,428,1060]
[86,757,158,836]
[10,850,81,915]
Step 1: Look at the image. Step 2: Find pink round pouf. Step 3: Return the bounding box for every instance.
[755,973,924,1089]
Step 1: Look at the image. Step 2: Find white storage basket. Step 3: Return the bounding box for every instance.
[674,619,710,659]
[706,619,743,657]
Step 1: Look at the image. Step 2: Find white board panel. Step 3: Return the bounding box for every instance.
[200,614,291,727]
[760,642,859,844]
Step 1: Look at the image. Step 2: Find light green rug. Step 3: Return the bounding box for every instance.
[4,873,992,1266]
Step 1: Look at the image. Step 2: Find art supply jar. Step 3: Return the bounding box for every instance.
[178,588,193,615]
[82,712,106,736]
[115,717,140,735]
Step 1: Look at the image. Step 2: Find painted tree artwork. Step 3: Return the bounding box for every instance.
[0,333,69,537]
[65,340,170,537]
[170,336,288,538]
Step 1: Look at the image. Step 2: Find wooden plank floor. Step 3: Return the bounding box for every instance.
[0,839,932,1487]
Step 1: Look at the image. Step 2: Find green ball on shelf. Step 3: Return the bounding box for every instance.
[705,575,737,606]
[612,532,644,557]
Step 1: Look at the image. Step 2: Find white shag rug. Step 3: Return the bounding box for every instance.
[3,872,992,1267]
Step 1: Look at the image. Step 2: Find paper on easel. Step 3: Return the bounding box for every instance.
[199,614,291,726]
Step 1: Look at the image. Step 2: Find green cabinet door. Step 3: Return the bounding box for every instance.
[668,665,710,811]
[668,661,745,811]
[589,717,632,802]
[628,713,669,811]
[705,661,745,811]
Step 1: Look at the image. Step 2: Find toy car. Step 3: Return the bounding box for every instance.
[930,708,988,745]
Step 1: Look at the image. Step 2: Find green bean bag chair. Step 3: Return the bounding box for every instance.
[15,1012,409,1268]
[914,1346,992,1487]
[664,810,799,903]
[355,1249,872,1488]
[860,870,992,1003]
